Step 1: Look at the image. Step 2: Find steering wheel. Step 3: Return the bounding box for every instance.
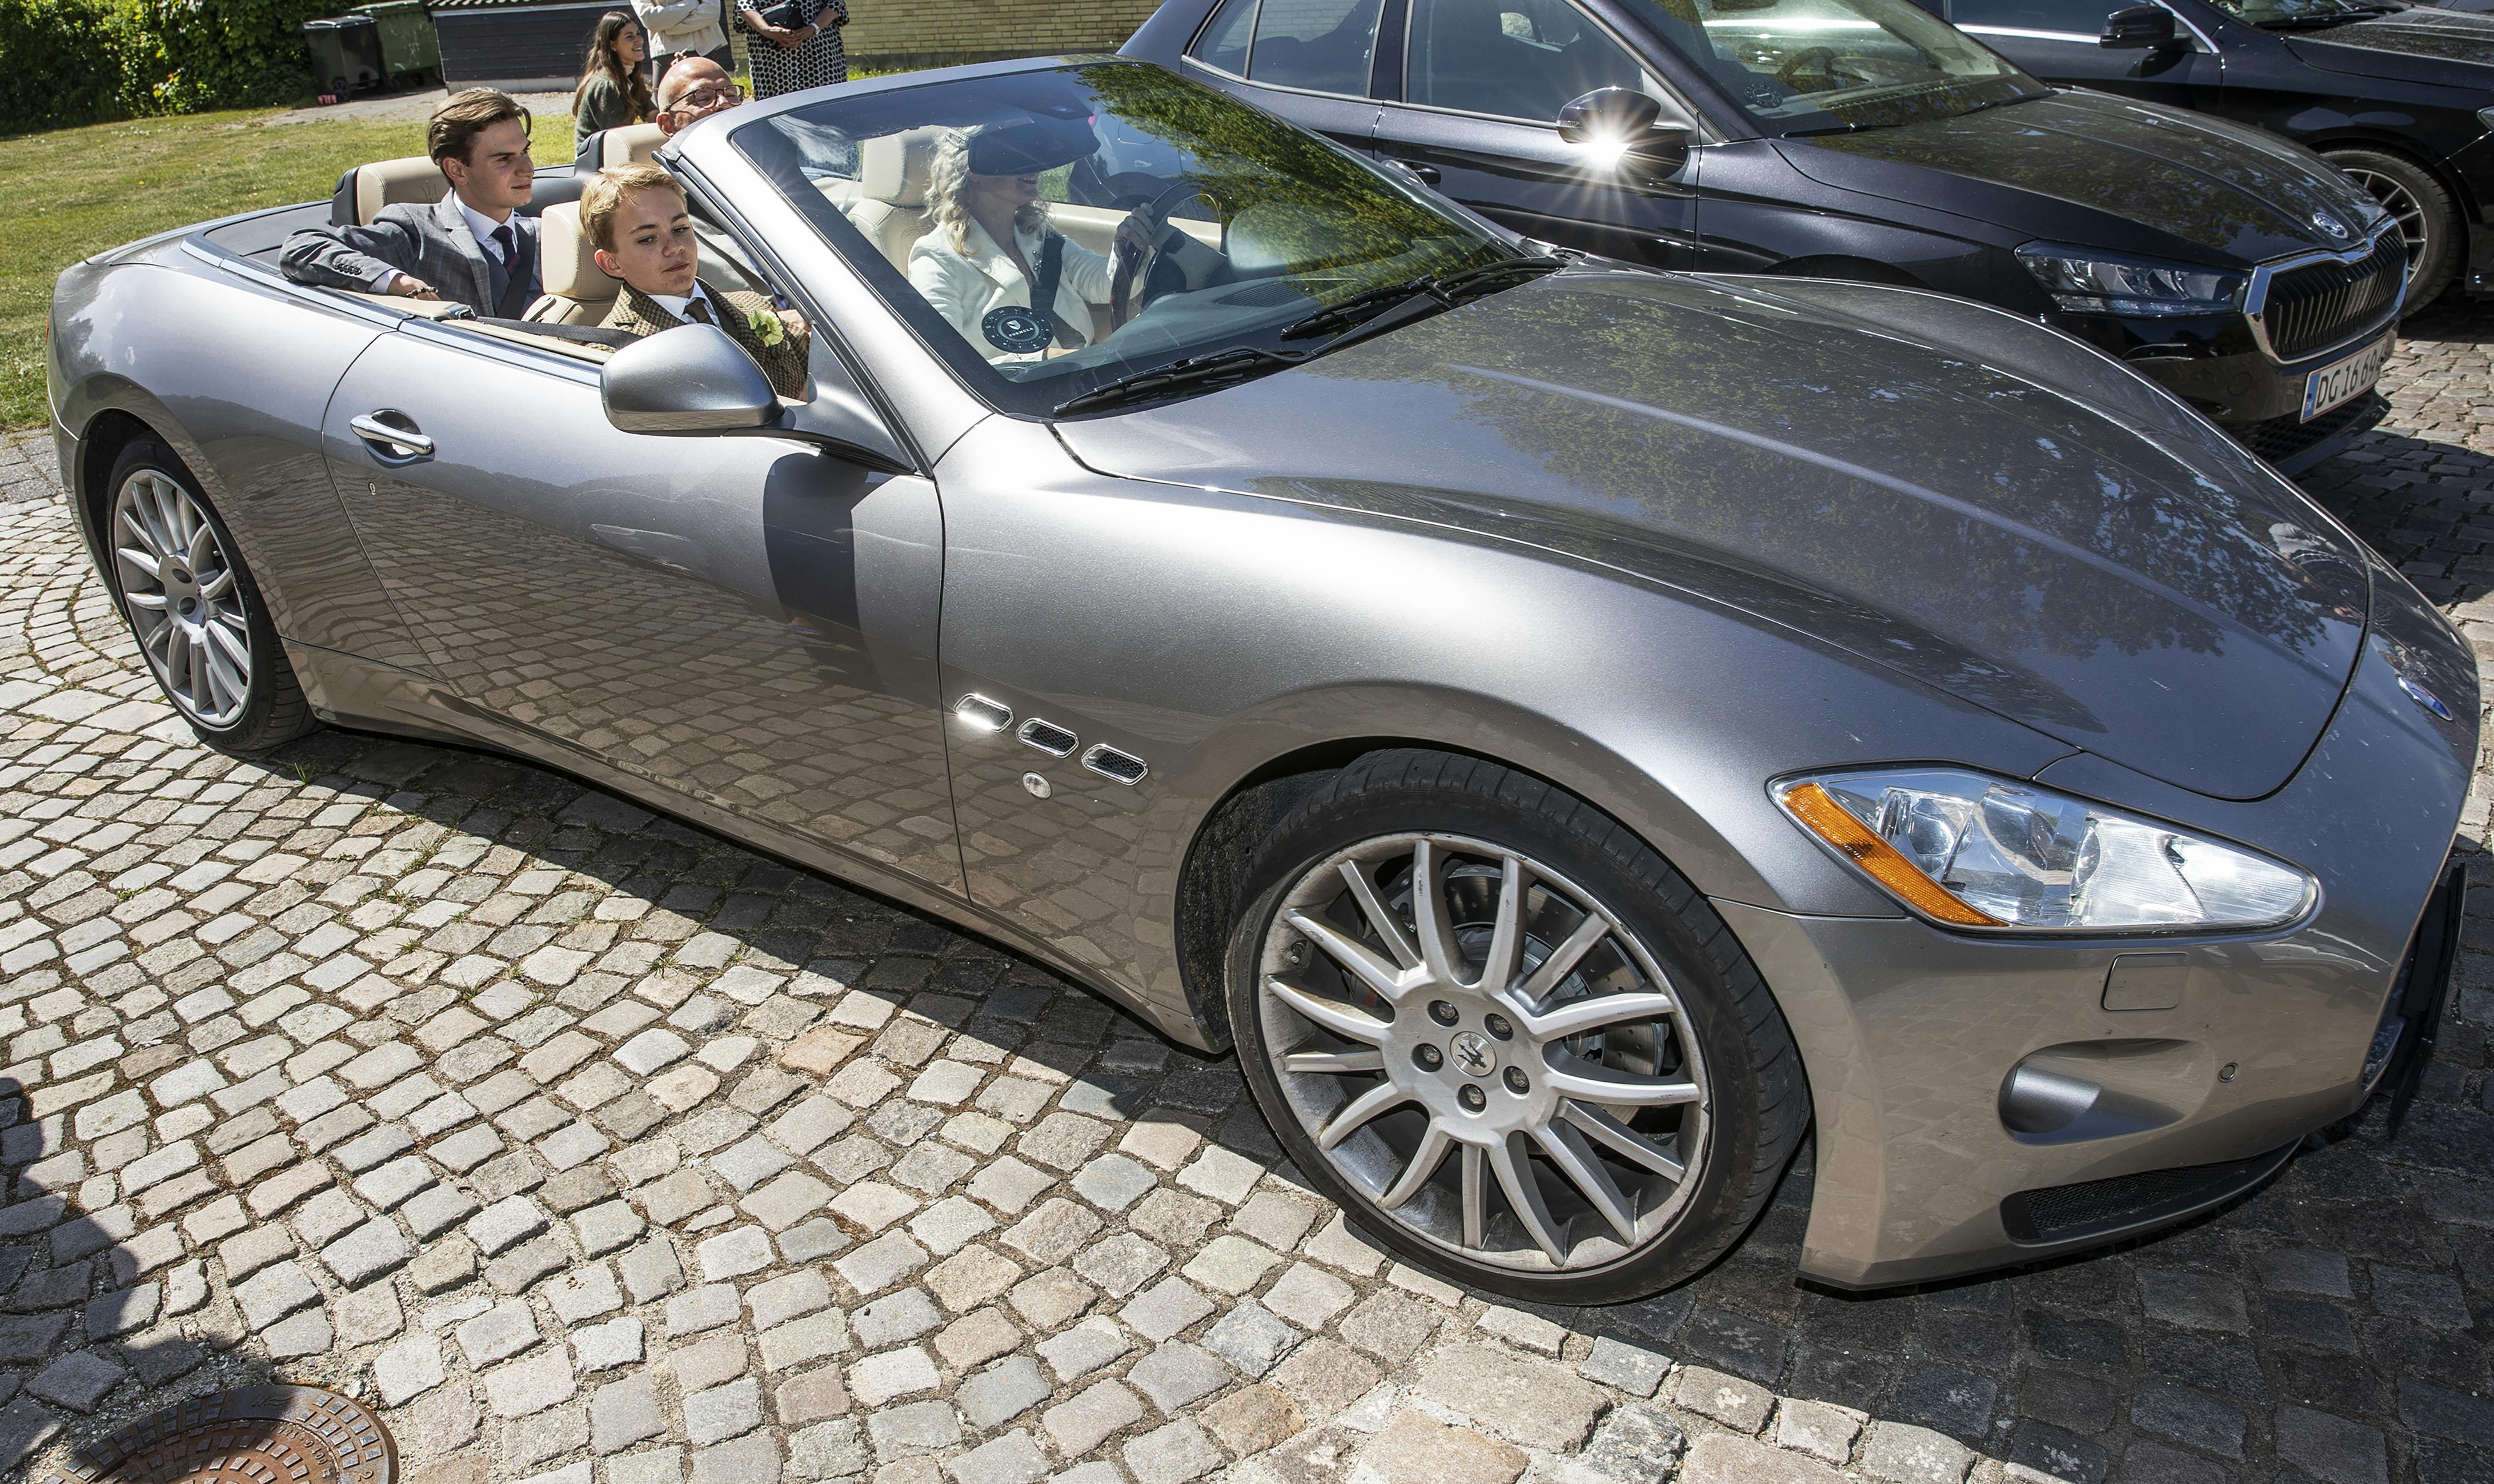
[1775,45,1841,91]
[1110,181,1213,332]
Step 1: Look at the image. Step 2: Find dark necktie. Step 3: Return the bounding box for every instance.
[490,223,516,275]
[685,296,715,326]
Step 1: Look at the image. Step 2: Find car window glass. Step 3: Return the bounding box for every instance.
[735,61,1514,418]
[1249,0,1385,93]
[1946,0,2120,32]
[1615,0,2047,133]
[1406,0,1648,122]
[1192,0,1259,73]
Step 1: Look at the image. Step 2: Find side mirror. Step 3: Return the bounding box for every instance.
[1557,88,1690,174]
[2100,5,2180,49]
[602,322,915,473]
[603,323,781,434]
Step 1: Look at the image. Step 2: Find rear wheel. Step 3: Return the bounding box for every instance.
[1224,750,1807,1303]
[100,438,315,754]
[2327,149,2458,311]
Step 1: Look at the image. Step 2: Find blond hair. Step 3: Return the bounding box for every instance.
[428,88,532,176]
[928,128,1047,256]
[581,162,685,252]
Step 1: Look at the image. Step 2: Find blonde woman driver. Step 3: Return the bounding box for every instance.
[905,119,1226,367]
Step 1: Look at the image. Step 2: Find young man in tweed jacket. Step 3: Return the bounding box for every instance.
[582,163,810,400]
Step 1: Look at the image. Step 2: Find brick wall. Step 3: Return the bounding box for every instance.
[838,0,1169,71]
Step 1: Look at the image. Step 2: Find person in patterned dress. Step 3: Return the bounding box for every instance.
[735,0,846,98]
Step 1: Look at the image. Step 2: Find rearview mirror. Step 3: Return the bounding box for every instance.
[603,323,780,433]
[1557,88,1690,174]
[2100,5,2180,49]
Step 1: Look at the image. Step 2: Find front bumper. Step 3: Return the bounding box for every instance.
[1730,557,2477,1289]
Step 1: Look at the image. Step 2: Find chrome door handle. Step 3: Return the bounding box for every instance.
[350,412,433,459]
[1393,158,1441,184]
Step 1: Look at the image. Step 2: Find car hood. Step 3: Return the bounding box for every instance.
[2289,6,2494,83]
[1056,269,2371,800]
[1780,89,2381,262]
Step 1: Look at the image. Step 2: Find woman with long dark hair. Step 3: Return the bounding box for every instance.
[572,11,656,149]
[734,0,847,99]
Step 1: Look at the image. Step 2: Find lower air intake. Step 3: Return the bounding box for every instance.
[1999,1142,2295,1245]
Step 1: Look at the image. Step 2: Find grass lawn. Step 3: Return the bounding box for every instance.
[1,109,574,432]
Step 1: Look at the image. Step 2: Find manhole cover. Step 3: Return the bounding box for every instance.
[39,1385,394,1484]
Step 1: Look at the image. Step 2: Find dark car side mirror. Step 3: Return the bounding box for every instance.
[1557,88,1691,174]
[602,323,911,473]
[2100,5,2182,49]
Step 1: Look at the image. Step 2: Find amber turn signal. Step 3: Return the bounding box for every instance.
[1778,781,2004,928]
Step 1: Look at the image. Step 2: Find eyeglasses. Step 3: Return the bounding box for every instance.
[667,82,745,114]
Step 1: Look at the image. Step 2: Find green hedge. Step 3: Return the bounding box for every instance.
[0,0,124,135]
[117,0,339,117]
[1,0,339,137]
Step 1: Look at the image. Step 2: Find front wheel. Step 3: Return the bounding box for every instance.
[2327,149,2459,312]
[1224,750,1808,1303]
[100,437,316,754]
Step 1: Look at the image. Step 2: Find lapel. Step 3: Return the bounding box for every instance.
[431,195,496,314]
[961,218,1031,302]
[622,287,687,336]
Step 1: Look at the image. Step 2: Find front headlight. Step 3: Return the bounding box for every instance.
[1775,767,2316,933]
[2015,243,2247,317]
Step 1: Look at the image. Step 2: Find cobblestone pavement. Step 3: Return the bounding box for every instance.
[1,306,2492,1484]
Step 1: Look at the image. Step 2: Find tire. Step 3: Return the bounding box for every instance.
[2326,148,2459,312]
[1222,749,1807,1303]
[98,437,317,755]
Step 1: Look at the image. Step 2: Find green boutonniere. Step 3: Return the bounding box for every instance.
[746,307,785,347]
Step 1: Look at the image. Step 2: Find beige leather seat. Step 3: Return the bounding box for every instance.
[593,123,667,171]
[340,156,444,224]
[522,203,620,326]
[844,127,944,271]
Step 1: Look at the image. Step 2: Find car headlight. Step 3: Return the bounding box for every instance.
[2015,243,2246,317]
[1774,767,2316,933]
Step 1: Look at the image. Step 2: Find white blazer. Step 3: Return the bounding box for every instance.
[906,214,1218,366]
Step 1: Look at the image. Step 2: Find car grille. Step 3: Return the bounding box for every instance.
[2234,391,2388,471]
[2257,232,2404,362]
[1999,1143,2295,1245]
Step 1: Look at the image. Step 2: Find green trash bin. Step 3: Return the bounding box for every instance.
[353,0,440,85]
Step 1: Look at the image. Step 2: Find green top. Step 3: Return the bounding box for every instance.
[574,73,642,149]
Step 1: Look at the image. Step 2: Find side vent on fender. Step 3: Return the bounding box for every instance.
[1019,719,1078,757]
[1081,744,1148,786]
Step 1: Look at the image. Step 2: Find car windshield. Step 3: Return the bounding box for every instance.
[1617,0,2049,133]
[733,61,1519,416]
[2203,0,2393,27]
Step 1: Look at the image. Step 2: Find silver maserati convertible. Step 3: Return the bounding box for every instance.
[45,57,2477,1301]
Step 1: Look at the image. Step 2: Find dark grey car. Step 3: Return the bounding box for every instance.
[45,57,2476,1299]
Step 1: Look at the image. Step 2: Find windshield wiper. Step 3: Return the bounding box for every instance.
[1278,276,1441,340]
[1278,255,1565,340]
[2255,6,2395,27]
[1052,346,1305,418]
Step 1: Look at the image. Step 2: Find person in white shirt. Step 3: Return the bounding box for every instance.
[280,89,542,319]
[585,163,811,399]
[907,120,1229,367]
[632,0,730,81]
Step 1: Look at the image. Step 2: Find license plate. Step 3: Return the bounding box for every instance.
[2300,333,2392,422]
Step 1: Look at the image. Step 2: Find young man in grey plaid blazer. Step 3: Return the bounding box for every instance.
[281,90,544,320]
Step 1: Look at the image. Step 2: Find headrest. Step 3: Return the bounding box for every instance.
[859,127,943,207]
[354,156,445,224]
[539,203,613,302]
[968,117,1097,177]
[600,123,667,170]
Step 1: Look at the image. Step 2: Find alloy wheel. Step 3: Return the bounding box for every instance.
[1254,833,1710,1272]
[111,467,253,728]
[2342,165,2428,282]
